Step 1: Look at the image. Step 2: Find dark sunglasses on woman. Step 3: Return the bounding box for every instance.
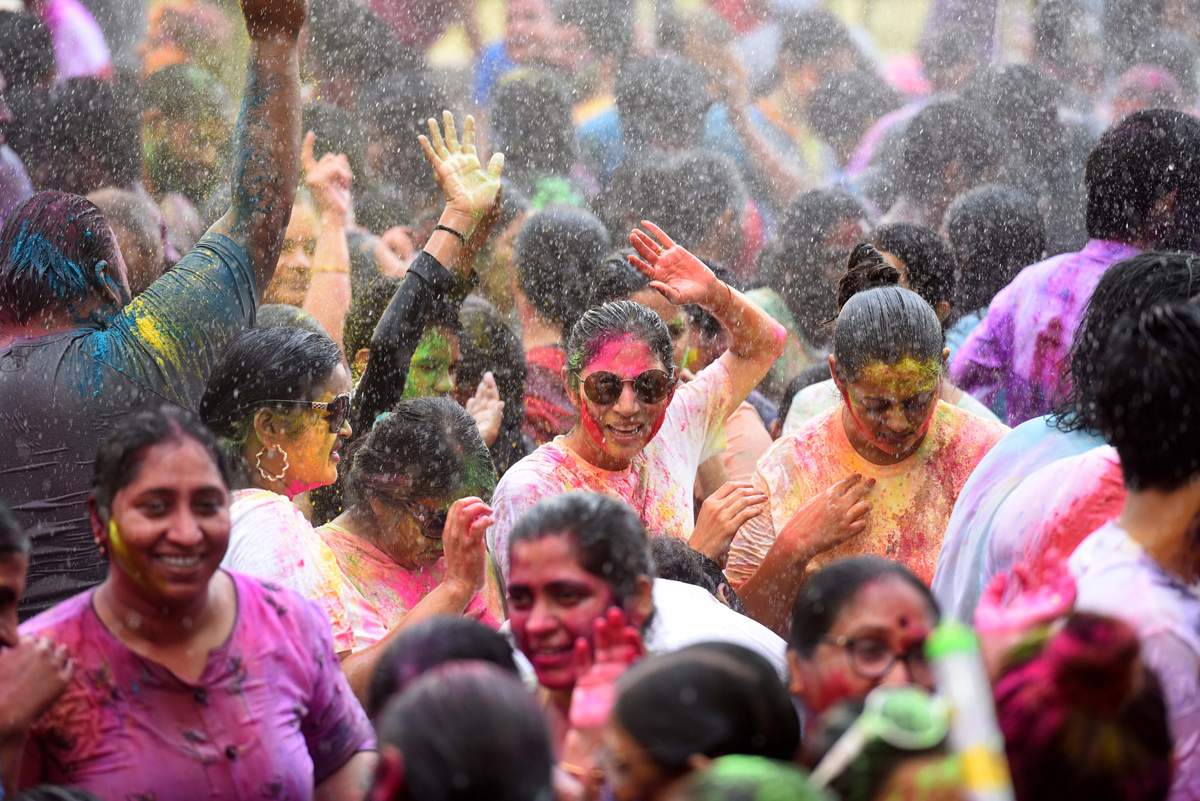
[266,393,352,433]
[579,369,677,406]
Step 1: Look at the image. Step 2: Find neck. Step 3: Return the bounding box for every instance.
[0,308,101,348]
[333,505,419,570]
[239,441,300,500]
[95,573,218,648]
[561,425,633,471]
[1119,481,1200,582]
[517,297,563,352]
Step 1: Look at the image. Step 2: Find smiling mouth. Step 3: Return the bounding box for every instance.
[155,554,205,569]
[607,423,644,440]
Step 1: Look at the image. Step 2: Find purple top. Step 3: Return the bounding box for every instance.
[33,0,113,83]
[0,146,33,226]
[950,239,1141,426]
[18,571,374,798]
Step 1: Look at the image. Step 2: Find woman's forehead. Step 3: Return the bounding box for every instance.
[583,334,662,375]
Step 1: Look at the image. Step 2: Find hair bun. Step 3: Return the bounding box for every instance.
[835,243,902,312]
[1047,613,1141,717]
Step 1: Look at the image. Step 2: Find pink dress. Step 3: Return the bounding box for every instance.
[319,522,502,651]
[18,571,374,797]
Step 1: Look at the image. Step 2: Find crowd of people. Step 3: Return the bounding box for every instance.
[0,0,1198,798]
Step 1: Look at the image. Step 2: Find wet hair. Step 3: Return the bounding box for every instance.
[777,9,853,69]
[832,287,944,383]
[595,158,672,242]
[995,613,1171,801]
[557,0,634,60]
[899,100,1006,204]
[358,70,446,190]
[375,662,555,801]
[835,243,901,313]
[1084,109,1200,249]
[614,644,800,773]
[1096,302,1200,492]
[0,499,28,558]
[491,70,576,182]
[649,536,745,614]
[789,557,939,658]
[960,64,1061,162]
[1057,252,1200,434]
[0,191,122,324]
[565,300,675,392]
[943,184,1046,313]
[616,56,711,151]
[808,71,902,157]
[868,223,958,320]
[458,296,528,474]
[514,205,610,331]
[508,492,653,603]
[198,326,342,456]
[35,76,142,194]
[588,249,650,308]
[142,64,230,123]
[257,303,327,336]
[678,755,824,801]
[344,396,496,506]
[366,617,519,719]
[343,275,400,359]
[91,406,229,523]
[919,23,981,92]
[0,11,53,91]
[305,0,407,84]
[302,100,367,186]
[656,150,746,252]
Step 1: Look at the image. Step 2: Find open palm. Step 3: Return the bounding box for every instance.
[628,221,718,306]
[419,111,504,225]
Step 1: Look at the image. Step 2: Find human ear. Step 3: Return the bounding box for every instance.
[562,367,582,409]
[942,347,950,365]
[253,407,281,444]
[787,650,806,697]
[369,746,405,801]
[626,575,655,628]
[828,354,846,394]
[935,301,951,324]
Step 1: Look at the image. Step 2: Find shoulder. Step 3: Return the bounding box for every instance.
[19,590,94,642]
[934,402,1009,450]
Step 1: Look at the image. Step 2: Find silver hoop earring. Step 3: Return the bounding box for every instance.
[255,445,289,482]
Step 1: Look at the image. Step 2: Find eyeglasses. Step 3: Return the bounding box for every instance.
[400,499,447,540]
[579,369,676,406]
[266,393,351,433]
[823,635,934,684]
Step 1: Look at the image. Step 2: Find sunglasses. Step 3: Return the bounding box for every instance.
[579,369,676,406]
[266,393,351,433]
[400,499,447,540]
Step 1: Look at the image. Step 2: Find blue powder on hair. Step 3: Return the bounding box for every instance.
[9,221,93,300]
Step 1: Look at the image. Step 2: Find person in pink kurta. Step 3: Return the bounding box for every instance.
[319,397,503,650]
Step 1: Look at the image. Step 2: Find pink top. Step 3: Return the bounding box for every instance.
[727,403,1007,587]
[32,0,113,83]
[18,571,375,797]
[319,522,503,651]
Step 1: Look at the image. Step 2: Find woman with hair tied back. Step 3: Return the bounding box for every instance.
[726,252,1008,633]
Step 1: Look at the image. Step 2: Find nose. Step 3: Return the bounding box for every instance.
[524,598,559,638]
[884,406,910,433]
[879,656,914,687]
[166,509,206,549]
[436,371,456,396]
[612,382,640,417]
[339,419,353,439]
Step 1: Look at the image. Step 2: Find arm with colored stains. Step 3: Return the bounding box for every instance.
[350,113,503,434]
[629,222,786,405]
[206,0,306,290]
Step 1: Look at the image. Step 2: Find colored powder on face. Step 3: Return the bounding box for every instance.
[402,326,457,400]
[857,355,941,394]
[108,518,157,592]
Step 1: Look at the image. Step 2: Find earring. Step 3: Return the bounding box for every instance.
[255,445,290,482]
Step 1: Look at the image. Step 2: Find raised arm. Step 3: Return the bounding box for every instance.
[629,221,786,402]
[299,133,354,350]
[207,0,306,289]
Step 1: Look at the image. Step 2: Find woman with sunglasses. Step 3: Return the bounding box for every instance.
[316,398,502,686]
[489,223,786,576]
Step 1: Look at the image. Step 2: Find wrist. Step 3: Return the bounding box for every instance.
[442,574,479,601]
[440,207,479,238]
[702,279,733,314]
[318,209,347,228]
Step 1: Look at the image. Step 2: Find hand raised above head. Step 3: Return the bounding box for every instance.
[628,221,721,307]
[239,0,306,39]
[418,111,504,233]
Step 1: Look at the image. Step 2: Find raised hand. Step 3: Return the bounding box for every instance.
[441,497,494,597]
[568,607,646,730]
[418,111,504,236]
[628,221,722,307]
[239,0,306,38]
[691,480,768,568]
[777,474,873,564]
[465,372,505,447]
[301,132,353,223]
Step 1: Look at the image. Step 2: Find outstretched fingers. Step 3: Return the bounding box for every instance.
[426,116,450,160]
[487,151,505,180]
[462,114,477,157]
[443,110,461,155]
[639,220,676,250]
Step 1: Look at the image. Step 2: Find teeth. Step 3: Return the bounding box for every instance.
[158,554,203,568]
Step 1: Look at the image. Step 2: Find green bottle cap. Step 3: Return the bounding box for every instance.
[925,621,980,660]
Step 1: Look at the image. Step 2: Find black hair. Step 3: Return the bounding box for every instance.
[778,364,833,423]
[344,396,496,506]
[355,181,410,237]
[375,662,554,801]
[0,11,53,91]
[565,300,675,392]
[899,100,1006,204]
[514,205,610,332]
[808,71,902,158]
[557,0,634,60]
[614,644,800,773]
[918,23,981,92]
[960,64,1061,165]
[943,184,1046,313]
[91,406,229,523]
[649,536,745,614]
[302,100,368,187]
[868,223,958,317]
[0,191,122,325]
[357,70,447,191]
[833,287,944,382]
[257,303,328,336]
[0,499,28,558]
[588,249,651,308]
[457,296,529,476]
[1096,302,1200,492]
[366,617,519,719]
[34,76,142,194]
[305,0,407,83]
[789,557,939,658]
[1084,109,1200,249]
[343,275,400,360]
[777,9,853,69]
[616,56,711,151]
[655,150,747,252]
[761,188,870,340]
[834,243,901,315]
[509,492,653,603]
[594,158,672,242]
[1057,251,1200,433]
[198,326,342,456]
[491,70,576,183]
